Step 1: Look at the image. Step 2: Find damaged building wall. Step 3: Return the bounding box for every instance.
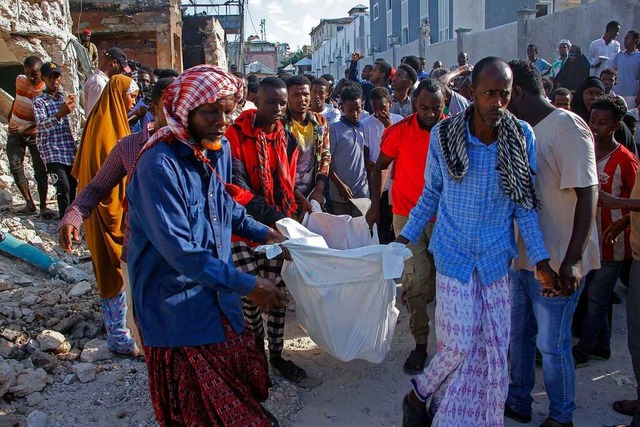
[0,0,81,132]
[183,15,227,70]
[70,0,183,72]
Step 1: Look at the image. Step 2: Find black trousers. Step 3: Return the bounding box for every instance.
[378,190,395,244]
[6,133,48,205]
[46,162,77,218]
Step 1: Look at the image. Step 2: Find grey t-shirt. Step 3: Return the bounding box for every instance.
[329,118,369,202]
[612,51,640,97]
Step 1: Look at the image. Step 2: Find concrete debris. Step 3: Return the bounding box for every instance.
[10,367,47,397]
[72,362,96,383]
[26,410,48,427]
[0,356,17,397]
[80,339,113,363]
[36,330,67,352]
[69,281,92,297]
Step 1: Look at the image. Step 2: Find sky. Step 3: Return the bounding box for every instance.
[244,0,360,50]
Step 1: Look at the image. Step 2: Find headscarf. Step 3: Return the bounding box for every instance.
[142,64,243,150]
[71,74,133,299]
[554,49,590,91]
[570,77,606,123]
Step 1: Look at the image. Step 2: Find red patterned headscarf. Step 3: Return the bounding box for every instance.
[142,64,243,149]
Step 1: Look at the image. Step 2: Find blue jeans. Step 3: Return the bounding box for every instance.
[575,260,622,357]
[507,269,584,423]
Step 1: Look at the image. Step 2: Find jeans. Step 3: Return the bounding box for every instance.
[507,269,584,423]
[629,261,640,427]
[575,260,622,357]
[46,163,77,219]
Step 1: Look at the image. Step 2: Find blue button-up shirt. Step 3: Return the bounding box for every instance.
[127,138,270,347]
[400,120,549,286]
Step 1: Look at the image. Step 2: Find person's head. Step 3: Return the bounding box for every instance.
[623,111,638,135]
[457,52,468,66]
[506,60,544,117]
[286,75,311,117]
[148,77,175,129]
[138,67,152,93]
[432,60,443,71]
[255,77,288,127]
[310,78,330,112]
[568,45,582,62]
[589,94,626,143]
[40,62,63,94]
[550,88,572,110]
[412,78,445,130]
[150,74,159,85]
[391,64,418,93]
[558,40,571,59]
[101,47,131,77]
[369,60,392,86]
[339,84,362,125]
[541,77,554,96]
[231,71,248,101]
[321,73,334,90]
[581,77,606,112]
[419,57,426,71]
[244,79,259,103]
[600,68,618,93]
[124,78,139,111]
[80,29,91,45]
[369,86,392,117]
[604,20,621,41]
[624,30,640,51]
[429,67,448,80]
[158,69,179,78]
[470,57,513,129]
[343,68,350,79]
[527,44,538,62]
[401,55,421,75]
[158,65,242,148]
[23,56,42,86]
[361,64,373,81]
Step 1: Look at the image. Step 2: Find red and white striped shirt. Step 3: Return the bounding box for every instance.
[596,144,638,261]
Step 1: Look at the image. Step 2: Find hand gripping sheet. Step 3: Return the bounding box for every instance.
[271,218,411,364]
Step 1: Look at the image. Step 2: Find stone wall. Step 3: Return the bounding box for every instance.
[0,0,81,133]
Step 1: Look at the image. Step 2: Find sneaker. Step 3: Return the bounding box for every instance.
[572,346,590,368]
[270,356,307,383]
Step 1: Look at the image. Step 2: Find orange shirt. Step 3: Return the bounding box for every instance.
[9,75,45,136]
[380,113,434,217]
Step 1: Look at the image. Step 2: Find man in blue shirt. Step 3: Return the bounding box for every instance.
[399,57,556,426]
[528,44,552,75]
[348,51,392,113]
[127,65,286,426]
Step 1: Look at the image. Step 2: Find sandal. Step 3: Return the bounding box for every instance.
[40,208,58,220]
[402,393,431,427]
[17,203,37,216]
[270,356,307,383]
[403,349,428,375]
[539,417,573,427]
[612,399,637,416]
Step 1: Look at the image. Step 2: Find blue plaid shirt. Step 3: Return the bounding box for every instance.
[400,120,549,286]
[33,91,77,166]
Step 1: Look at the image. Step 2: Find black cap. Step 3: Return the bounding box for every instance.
[41,62,62,77]
[105,47,132,73]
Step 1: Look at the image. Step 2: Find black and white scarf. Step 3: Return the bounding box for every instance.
[438,105,540,210]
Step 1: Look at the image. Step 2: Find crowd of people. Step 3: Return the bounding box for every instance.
[3,18,640,427]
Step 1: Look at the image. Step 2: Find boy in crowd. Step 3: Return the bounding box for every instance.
[328,85,369,217]
[32,62,78,219]
[550,87,573,110]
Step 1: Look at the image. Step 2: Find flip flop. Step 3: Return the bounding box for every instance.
[15,204,37,216]
[612,399,637,416]
[40,208,58,220]
[403,349,427,375]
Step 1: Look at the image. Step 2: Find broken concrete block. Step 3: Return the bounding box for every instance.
[10,368,47,397]
[80,339,112,363]
[72,362,96,383]
[36,330,66,352]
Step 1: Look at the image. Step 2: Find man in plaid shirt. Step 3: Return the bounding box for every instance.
[33,62,77,219]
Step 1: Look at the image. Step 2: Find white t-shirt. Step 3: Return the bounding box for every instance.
[514,109,601,274]
[82,70,109,114]
[361,113,403,194]
[588,37,621,77]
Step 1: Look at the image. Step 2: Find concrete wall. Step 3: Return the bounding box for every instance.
[462,23,518,65]
[528,0,640,66]
[453,0,486,32]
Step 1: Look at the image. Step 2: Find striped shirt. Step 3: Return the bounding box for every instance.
[596,144,638,261]
[58,129,149,262]
[32,91,77,166]
[9,75,45,136]
[400,120,548,286]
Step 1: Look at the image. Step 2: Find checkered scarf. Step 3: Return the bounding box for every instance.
[438,105,540,210]
[142,65,243,150]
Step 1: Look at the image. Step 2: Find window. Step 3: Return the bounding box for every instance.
[438,0,449,42]
[387,0,391,11]
[337,26,344,32]
[373,3,379,20]
[535,1,553,17]
[402,27,409,45]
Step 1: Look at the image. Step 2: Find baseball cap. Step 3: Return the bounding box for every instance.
[105,47,132,73]
[558,39,572,47]
[82,29,92,35]
[41,62,62,77]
